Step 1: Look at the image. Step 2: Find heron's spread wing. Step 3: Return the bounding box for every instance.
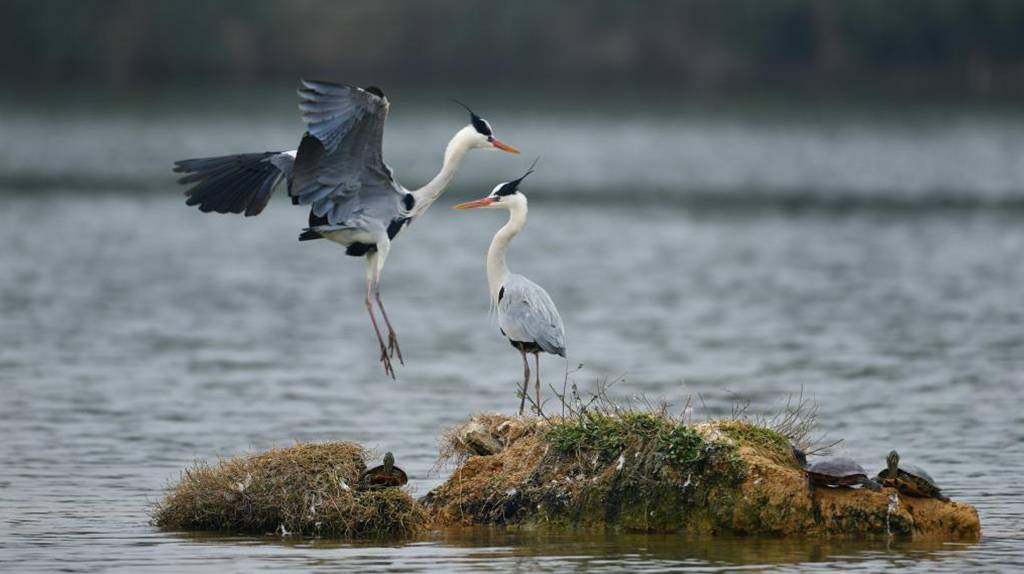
[174,151,294,216]
[289,80,406,227]
[498,274,567,357]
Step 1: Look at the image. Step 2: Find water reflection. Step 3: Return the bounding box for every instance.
[167,527,981,572]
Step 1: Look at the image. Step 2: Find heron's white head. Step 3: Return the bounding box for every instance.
[454,160,537,211]
[452,100,520,154]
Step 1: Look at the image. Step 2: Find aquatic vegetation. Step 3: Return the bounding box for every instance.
[153,442,426,538]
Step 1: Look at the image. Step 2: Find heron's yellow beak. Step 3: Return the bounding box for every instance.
[454,197,496,209]
[490,138,520,154]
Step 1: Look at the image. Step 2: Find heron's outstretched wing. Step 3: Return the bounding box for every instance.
[497,274,567,357]
[174,151,294,216]
[289,80,406,227]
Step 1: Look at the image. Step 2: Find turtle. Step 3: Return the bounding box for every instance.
[358,452,408,490]
[876,450,949,502]
[794,447,881,494]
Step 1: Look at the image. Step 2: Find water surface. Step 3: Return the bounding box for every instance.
[1,97,1023,572]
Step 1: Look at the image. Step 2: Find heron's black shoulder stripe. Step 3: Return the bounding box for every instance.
[498,286,505,301]
[402,194,415,210]
[308,209,328,227]
[299,209,328,241]
[387,217,410,240]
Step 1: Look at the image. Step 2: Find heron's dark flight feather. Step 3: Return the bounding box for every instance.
[289,79,406,231]
[175,151,291,216]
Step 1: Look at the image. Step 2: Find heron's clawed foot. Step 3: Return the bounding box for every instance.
[377,341,396,380]
[386,329,404,365]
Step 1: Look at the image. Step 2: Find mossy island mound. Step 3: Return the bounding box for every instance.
[153,442,426,538]
[152,410,979,541]
[424,412,979,540]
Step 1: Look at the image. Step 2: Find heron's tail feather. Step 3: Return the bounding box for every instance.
[174,151,293,216]
[298,228,323,241]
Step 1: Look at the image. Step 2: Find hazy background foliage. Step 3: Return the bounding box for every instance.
[4,0,1024,99]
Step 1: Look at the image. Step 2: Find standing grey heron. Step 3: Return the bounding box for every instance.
[174,80,520,379]
[455,164,566,415]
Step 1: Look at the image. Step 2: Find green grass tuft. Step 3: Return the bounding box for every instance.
[546,410,710,471]
[717,420,792,456]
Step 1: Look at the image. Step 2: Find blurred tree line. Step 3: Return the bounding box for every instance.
[3,0,1024,99]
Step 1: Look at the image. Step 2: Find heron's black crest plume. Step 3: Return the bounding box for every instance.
[495,158,540,197]
[513,157,540,185]
[450,98,492,136]
[449,98,475,116]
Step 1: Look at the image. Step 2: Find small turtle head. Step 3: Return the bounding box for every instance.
[384,451,395,471]
[791,446,808,468]
[886,450,900,478]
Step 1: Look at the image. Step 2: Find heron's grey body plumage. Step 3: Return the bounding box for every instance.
[497,273,566,357]
[290,80,412,242]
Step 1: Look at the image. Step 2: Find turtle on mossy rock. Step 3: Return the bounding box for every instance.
[877,450,949,502]
[359,452,409,490]
[793,447,881,494]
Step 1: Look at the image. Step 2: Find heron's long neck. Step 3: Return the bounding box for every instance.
[411,128,472,217]
[487,204,527,304]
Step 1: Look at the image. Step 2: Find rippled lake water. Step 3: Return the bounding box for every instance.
[1,95,1023,571]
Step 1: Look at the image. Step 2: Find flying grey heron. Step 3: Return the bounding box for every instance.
[455,165,566,415]
[174,80,520,379]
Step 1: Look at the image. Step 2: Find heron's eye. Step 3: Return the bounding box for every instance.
[487,136,494,142]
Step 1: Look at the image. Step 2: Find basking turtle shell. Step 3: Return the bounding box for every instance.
[805,456,880,490]
[877,450,948,502]
[358,452,408,490]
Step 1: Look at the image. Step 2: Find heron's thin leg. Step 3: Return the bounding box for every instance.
[370,238,403,365]
[374,285,403,365]
[534,352,542,415]
[365,253,394,379]
[519,349,530,416]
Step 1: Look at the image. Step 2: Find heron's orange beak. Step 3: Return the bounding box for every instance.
[490,138,520,154]
[454,197,496,209]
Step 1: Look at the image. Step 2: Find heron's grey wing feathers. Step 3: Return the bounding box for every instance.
[289,80,406,228]
[498,274,567,357]
[174,151,293,216]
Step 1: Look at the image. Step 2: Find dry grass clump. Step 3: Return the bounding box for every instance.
[153,442,426,538]
[437,412,542,468]
[728,388,840,455]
